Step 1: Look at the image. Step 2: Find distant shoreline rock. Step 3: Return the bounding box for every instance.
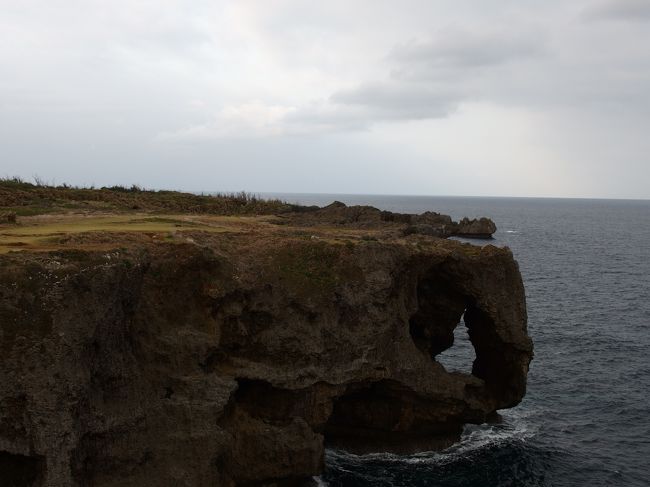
[453,217,498,239]
[285,201,497,239]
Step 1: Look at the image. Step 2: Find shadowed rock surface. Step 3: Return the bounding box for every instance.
[0,222,531,486]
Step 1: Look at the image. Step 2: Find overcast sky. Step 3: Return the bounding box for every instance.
[1,0,649,198]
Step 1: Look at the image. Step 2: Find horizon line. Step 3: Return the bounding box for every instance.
[246,190,650,203]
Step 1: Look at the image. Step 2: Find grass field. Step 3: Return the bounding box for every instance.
[0,214,262,253]
[0,178,311,253]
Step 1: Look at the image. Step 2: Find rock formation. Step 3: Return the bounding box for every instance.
[283,201,497,239]
[454,217,498,239]
[0,224,532,486]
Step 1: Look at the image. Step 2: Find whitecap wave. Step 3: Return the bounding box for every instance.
[312,476,329,486]
[325,407,541,469]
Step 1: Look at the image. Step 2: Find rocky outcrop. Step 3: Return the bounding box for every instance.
[0,233,531,486]
[453,217,498,239]
[283,202,497,239]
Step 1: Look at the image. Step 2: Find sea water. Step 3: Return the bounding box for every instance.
[262,194,650,487]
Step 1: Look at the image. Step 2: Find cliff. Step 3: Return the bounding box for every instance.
[0,188,530,486]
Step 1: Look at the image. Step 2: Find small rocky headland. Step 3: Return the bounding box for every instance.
[0,180,532,486]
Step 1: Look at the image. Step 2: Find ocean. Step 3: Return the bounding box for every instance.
[263,194,650,487]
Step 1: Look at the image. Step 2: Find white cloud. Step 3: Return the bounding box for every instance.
[159,25,545,139]
[158,101,297,140]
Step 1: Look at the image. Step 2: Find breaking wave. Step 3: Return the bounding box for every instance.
[318,408,559,487]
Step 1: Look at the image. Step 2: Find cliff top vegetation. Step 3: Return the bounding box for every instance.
[0,176,298,216]
[0,176,495,255]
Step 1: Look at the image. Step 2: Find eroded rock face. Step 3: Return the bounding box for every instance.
[0,236,531,486]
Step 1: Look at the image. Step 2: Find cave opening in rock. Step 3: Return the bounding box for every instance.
[323,380,464,454]
[0,451,45,487]
[408,275,478,376]
[435,314,476,375]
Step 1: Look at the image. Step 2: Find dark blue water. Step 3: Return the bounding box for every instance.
[265,194,650,487]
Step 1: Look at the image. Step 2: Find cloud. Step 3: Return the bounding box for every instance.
[160,85,462,142]
[157,101,297,140]
[4,0,650,197]
[583,0,650,21]
[283,103,374,133]
[159,99,383,141]
[300,26,545,130]
[330,82,460,120]
[389,27,544,71]
[161,26,542,140]
[304,27,543,128]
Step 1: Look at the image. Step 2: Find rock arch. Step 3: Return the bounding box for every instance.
[408,256,532,408]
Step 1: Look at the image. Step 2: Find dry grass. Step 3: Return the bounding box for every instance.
[0,178,487,256]
[0,177,299,216]
[0,213,265,253]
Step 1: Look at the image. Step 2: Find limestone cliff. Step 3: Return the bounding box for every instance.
[0,228,531,486]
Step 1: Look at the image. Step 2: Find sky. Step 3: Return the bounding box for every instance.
[1,0,649,199]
